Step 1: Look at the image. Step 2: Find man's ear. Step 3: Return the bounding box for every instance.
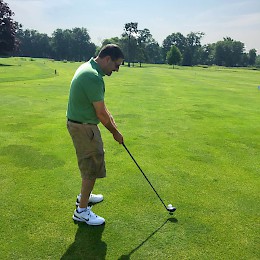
[104,56,111,64]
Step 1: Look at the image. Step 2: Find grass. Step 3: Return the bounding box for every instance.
[0,57,259,259]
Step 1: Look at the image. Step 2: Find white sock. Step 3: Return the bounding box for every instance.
[77,207,86,213]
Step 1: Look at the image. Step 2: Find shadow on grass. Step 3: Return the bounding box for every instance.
[61,222,107,260]
[0,145,65,170]
[0,63,14,66]
[118,217,178,259]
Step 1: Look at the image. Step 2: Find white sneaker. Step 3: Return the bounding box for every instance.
[76,193,104,206]
[73,207,105,225]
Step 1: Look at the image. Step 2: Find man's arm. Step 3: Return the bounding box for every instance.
[93,100,123,144]
[105,105,117,128]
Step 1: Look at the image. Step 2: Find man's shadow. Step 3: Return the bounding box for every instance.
[118,217,178,260]
[61,222,106,260]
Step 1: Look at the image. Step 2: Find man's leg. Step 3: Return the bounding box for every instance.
[73,177,105,225]
[79,178,96,208]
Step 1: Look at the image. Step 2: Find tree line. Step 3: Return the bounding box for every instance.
[1,0,259,67]
[11,27,96,62]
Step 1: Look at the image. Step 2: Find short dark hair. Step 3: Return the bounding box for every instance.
[98,44,124,61]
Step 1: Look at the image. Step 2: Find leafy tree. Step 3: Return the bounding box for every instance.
[69,28,95,61]
[123,22,138,66]
[197,43,215,65]
[51,28,95,61]
[51,29,70,60]
[121,25,163,66]
[145,42,163,64]
[215,38,244,67]
[0,0,19,55]
[15,29,52,58]
[240,53,249,67]
[137,28,153,66]
[255,55,260,68]
[102,37,121,46]
[248,49,257,66]
[182,32,204,66]
[166,45,182,68]
[162,32,204,65]
[162,32,186,61]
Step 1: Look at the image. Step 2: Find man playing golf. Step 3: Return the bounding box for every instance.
[66,44,124,225]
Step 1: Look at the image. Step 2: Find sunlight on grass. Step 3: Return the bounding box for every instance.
[0,58,259,259]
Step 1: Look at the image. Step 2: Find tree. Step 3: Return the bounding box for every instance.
[51,29,69,60]
[182,32,204,66]
[255,55,260,68]
[15,29,52,58]
[215,38,244,67]
[145,42,163,64]
[166,45,182,68]
[102,37,121,46]
[137,28,153,66]
[51,28,95,61]
[162,32,204,65]
[240,53,249,67]
[123,22,138,66]
[248,49,257,66]
[197,43,215,65]
[162,32,186,62]
[121,25,163,66]
[69,27,95,61]
[0,0,19,55]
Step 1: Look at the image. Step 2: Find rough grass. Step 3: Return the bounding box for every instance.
[0,57,259,259]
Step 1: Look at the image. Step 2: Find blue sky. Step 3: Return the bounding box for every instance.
[7,0,260,53]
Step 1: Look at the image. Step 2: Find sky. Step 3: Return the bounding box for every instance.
[6,0,260,53]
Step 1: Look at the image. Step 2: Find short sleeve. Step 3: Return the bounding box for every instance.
[84,76,105,103]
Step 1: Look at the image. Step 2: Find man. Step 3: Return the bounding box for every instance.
[67,44,124,225]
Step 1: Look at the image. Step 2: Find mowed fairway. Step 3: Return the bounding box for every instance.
[0,57,259,259]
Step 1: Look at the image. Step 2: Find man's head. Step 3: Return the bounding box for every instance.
[95,44,124,76]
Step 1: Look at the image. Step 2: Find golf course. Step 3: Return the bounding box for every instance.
[0,57,259,259]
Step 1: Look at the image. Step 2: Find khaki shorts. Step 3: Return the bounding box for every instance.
[67,121,106,180]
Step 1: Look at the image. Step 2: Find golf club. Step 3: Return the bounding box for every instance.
[122,142,176,214]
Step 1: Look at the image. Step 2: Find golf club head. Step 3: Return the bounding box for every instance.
[167,204,176,214]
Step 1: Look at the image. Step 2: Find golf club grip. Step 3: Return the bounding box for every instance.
[122,143,167,209]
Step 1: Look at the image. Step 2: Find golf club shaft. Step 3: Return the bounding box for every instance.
[122,143,168,210]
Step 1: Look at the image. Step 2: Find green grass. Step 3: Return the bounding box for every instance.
[0,57,259,259]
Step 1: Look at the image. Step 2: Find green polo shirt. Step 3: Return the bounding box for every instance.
[67,58,105,124]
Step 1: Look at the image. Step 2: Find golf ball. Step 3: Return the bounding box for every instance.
[167,204,173,208]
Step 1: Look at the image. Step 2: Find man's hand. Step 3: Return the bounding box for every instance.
[113,131,123,144]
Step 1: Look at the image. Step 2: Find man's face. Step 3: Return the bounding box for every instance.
[104,57,124,76]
